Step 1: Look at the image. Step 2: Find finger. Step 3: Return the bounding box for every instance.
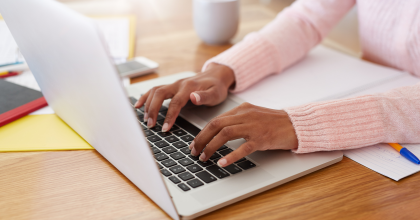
[143,86,162,124]
[190,87,222,106]
[198,124,249,161]
[217,142,256,167]
[134,89,151,108]
[191,114,245,156]
[147,85,177,128]
[161,87,194,132]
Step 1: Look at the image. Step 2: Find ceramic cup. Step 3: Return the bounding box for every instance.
[193,0,239,45]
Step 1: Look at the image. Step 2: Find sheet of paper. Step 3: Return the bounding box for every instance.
[235,46,405,110]
[0,114,93,152]
[0,20,24,66]
[94,17,130,64]
[345,144,420,181]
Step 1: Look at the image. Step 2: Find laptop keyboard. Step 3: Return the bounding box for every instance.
[129,97,256,192]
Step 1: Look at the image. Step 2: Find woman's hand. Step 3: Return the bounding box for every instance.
[135,63,235,132]
[189,102,298,167]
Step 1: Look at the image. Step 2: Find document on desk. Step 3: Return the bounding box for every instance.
[0,20,24,66]
[345,144,420,181]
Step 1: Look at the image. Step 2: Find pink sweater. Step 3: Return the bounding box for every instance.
[203,0,420,153]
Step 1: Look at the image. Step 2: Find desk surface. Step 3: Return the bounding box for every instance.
[2,0,419,219]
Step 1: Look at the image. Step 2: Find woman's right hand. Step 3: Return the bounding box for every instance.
[134,63,236,132]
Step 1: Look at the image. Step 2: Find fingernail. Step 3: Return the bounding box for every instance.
[191,147,197,156]
[217,158,227,167]
[147,118,154,128]
[192,92,200,103]
[199,152,206,161]
[162,123,169,132]
[189,141,195,150]
[144,112,148,121]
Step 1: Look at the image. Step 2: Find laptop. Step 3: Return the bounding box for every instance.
[0,0,343,219]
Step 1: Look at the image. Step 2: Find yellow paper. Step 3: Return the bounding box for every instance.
[0,114,94,152]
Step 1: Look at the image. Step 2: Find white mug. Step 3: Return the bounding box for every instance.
[193,0,240,45]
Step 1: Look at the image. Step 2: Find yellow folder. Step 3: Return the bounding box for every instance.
[0,115,93,152]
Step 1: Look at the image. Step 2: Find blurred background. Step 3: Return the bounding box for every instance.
[57,0,360,82]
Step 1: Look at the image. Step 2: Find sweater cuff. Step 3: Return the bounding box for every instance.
[284,95,386,153]
[202,33,281,92]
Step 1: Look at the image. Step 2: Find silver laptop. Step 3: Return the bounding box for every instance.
[0,0,342,219]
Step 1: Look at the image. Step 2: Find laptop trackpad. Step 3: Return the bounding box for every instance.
[190,167,274,205]
[190,98,240,123]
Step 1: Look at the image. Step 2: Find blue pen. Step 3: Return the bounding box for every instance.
[388,143,420,164]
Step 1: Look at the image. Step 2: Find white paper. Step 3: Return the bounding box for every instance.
[94,18,130,64]
[235,46,405,110]
[345,144,420,181]
[0,20,24,66]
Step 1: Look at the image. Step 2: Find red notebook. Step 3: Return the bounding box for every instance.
[0,79,48,127]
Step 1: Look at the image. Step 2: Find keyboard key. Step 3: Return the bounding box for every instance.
[178,183,190,191]
[237,160,256,170]
[180,147,191,155]
[151,147,161,154]
[147,135,161,142]
[169,125,180,131]
[209,152,221,160]
[160,110,168,116]
[169,176,181,184]
[129,97,137,106]
[158,163,163,169]
[165,136,179,143]
[180,135,194,142]
[170,152,185,160]
[187,179,204,188]
[141,125,147,130]
[172,129,187,137]
[144,130,154,137]
[217,145,228,151]
[170,165,186,174]
[234,158,246,163]
[139,105,145,112]
[179,158,194,166]
[159,106,168,112]
[156,115,164,121]
[154,140,169,148]
[178,172,194,181]
[189,155,199,161]
[187,164,203,173]
[157,132,172,138]
[137,114,144,122]
[173,141,187,149]
[218,148,233,156]
[175,117,201,136]
[161,169,171,177]
[150,125,162,132]
[196,171,217,183]
[197,160,214,167]
[223,164,242,174]
[206,165,230,179]
[162,146,177,154]
[155,153,169,161]
[162,159,177,167]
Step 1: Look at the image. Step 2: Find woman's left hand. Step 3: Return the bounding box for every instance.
[189,102,299,167]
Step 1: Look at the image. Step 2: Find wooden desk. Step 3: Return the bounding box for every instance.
[2,0,419,219]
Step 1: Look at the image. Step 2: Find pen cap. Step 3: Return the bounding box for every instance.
[400,148,420,164]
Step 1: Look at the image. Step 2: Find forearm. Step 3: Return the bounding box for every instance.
[203,0,356,92]
[286,83,420,153]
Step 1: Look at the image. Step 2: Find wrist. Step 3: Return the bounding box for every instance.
[206,63,236,90]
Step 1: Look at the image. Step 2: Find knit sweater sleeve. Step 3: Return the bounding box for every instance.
[285,83,420,153]
[202,0,356,92]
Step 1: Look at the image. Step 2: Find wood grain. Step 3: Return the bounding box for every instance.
[2,0,417,220]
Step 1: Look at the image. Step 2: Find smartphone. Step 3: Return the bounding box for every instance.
[116,57,159,78]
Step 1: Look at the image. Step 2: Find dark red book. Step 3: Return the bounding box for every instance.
[0,79,48,127]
